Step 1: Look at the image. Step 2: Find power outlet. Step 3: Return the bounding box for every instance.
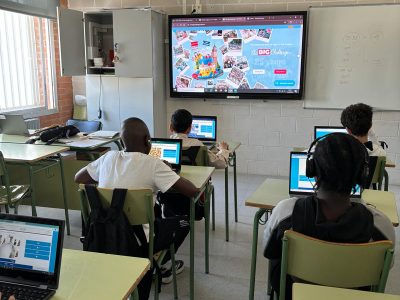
[191,4,202,14]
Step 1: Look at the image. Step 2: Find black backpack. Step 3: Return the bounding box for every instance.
[83,185,147,257]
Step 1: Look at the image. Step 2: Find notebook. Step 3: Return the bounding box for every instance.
[88,130,120,139]
[0,214,65,300]
[149,138,182,173]
[314,126,347,140]
[0,115,31,136]
[289,151,361,198]
[188,115,217,143]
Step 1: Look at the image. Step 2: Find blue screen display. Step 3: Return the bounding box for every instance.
[0,219,59,274]
[189,117,216,140]
[315,127,347,139]
[150,141,181,165]
[170,14,305,96]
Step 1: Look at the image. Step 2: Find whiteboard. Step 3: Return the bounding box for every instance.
[304,5,400,110]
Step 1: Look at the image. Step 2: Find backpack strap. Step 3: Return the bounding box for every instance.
[84,184,103,212]
[108,188,128,220]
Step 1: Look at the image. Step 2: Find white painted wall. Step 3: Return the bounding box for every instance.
[69,0,400,184]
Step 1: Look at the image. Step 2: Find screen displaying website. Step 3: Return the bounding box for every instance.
[189,118,216,140]
[170,14,305,95]
[0,219,59,274]
[149,141,181,164]
[315,127,347,139]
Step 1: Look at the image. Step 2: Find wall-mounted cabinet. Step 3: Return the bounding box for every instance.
[57,8,166,137]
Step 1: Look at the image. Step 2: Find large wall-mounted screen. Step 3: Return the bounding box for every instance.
[169,12,307,100]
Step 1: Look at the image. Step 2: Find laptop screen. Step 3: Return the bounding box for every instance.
[289,152,361,197]
[314,126,347,139]
[188,116,217,141]
[150,139,182,165]
[0,214,64,288]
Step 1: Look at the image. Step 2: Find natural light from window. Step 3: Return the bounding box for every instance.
[0,9,56,115]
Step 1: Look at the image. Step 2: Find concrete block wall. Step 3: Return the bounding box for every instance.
[68,0,400,184]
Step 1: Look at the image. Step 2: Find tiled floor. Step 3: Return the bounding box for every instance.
[16,170,400,300]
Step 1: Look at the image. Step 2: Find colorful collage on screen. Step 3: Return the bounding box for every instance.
[171,15,305,95]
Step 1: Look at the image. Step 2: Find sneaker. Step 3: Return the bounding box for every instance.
[161,260,184,284]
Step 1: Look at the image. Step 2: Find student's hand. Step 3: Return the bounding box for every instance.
[163,160,172,168]
[0,293,16,300]
[218,141,229,150]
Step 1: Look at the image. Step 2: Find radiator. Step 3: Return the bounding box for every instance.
[25,118,40,130]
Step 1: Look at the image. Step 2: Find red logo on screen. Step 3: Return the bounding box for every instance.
[191,41,198,49]
[274,69,287,74]
[258,49,271,55]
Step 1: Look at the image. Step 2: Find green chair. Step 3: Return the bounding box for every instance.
[79,186,178,300]
[0,152,31,214]
[279,230,394,300]
[369,156,387,191]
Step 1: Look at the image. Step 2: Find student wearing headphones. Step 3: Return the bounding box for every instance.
[341,103,386,156]
[263,133,395,300]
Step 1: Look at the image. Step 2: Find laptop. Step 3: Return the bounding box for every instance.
[149,138,182,173]
[289,151,361,198]
[314,126,348,140]
[188,116,217,146]
[0,214,65,300]
[0,114,31,136]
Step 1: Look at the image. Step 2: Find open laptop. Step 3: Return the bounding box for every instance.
[0,214,64,300]
[188,116,217,147]
[149,138,182,173]
[314,126,348,140]
[289,151,361,198]
[0,114,31,136]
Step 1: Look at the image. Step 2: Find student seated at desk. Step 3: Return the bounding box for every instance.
[170,109,229,169]
[341,103,386,156]
[263,133,395,300]
[75,117,198,298]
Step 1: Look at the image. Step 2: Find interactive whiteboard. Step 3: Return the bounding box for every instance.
[304,5,400,110]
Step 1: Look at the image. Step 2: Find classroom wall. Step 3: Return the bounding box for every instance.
[68,0,400,184]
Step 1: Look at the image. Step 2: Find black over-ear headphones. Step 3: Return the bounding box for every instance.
[305,132,369,188]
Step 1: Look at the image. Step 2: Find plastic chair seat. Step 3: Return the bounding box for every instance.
[0,185,30,205]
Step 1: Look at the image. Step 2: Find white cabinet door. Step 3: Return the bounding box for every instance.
[57,7,86,76]
[113,10,153,78]
[86,76,120,130]
[118,78,155,134]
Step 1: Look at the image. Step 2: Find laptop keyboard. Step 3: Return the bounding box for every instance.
[0,282,53,300]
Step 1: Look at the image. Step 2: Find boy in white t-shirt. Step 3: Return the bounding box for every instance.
[75,117,198,295]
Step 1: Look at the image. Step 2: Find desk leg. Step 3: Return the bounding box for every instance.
[205,185,211,274]
[233,152,238,223]
[190,197,195,300]
[28,165,37,217]
[383,169,389,191]
[211,188,215,231]
[249,208,267,300]
[58,154,71,236]
[224,167,229,242]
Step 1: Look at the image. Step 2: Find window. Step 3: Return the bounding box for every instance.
[0,9,57,116]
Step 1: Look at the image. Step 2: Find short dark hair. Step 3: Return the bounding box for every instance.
[171,109,193,133]
[340,103,373,136]
[313,133,368,195]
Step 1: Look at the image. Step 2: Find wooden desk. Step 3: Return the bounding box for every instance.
[53,249,150,300]
[0,143,72,234]
[180,165,215,300]
[386,158,396,168]
[293,283,400,300]
[245,178,399,300]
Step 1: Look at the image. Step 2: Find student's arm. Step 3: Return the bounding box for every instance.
[75,168,98,184]
[171,177,199,198]
[208,142,230,169]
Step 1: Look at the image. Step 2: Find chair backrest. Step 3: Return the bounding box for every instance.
[0,152,11,201]
[369,156,386,188]
[182,146,209,166]
[66,119,102,133]
[79,185,154,259]
[279,230,394,300]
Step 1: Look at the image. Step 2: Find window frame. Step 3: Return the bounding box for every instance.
[0,11,58,118]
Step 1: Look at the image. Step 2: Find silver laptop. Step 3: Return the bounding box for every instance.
[0,214,65,299]
[189,115,217,148]
[289,151,361,198]
[0,115,30,135]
